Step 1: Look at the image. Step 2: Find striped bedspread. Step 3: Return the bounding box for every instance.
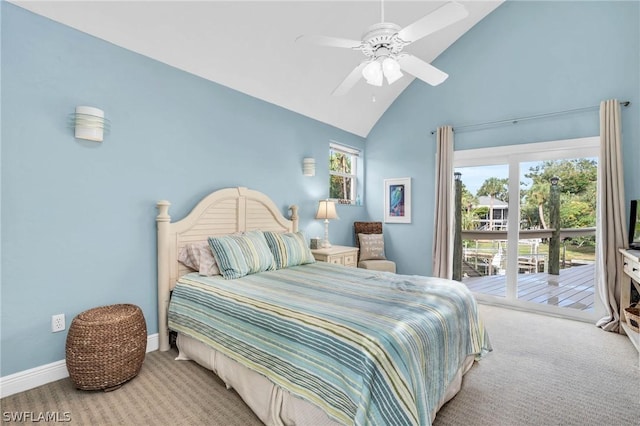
[168,262,491,426]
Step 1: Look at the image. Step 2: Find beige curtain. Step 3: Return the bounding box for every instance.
[432,126,455,279]
[596,99,628,332]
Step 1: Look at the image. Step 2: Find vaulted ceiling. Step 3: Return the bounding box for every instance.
[11,1,503,137]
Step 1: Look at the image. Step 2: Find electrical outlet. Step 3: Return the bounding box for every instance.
[51,314,65,332]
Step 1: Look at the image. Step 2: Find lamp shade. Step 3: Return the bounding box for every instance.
[315,200,338,220]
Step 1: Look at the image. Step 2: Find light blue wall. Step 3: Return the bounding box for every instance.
[0,3,365,376]
[3,0,639,379]
[366,0,639,276]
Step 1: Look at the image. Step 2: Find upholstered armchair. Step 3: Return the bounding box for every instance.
[353,222,396,273]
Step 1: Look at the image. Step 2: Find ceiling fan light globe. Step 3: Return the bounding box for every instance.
[362,61,383,86]
[384,69,403,85]
[365,74,383,87]
[382,57,400,73]
[382,57,403,84]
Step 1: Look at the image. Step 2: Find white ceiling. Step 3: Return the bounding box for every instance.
[10,0,503,137]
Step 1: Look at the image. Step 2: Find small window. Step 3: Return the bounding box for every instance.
[329,142,361,204]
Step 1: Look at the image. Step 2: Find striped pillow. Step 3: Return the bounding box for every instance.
[208,231,276,279]
[263,231,316,269]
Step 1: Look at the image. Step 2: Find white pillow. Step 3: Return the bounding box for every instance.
[177,241,220,276]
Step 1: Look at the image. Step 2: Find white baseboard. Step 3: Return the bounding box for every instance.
[0,359,69,400]
[0,333,159,398]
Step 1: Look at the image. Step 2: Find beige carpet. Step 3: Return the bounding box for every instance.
[2,304,638,425]
[434,305,639,426]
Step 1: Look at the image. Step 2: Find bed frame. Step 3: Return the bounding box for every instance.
[156,187,299,351]
[156,187,476,425]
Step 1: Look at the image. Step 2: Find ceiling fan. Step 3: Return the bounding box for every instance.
[296,1,468,96]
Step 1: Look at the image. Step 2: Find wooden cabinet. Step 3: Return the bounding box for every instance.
[619,248,640,352]
[311,246,359,267]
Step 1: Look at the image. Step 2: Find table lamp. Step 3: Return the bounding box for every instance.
[315,199,338,248]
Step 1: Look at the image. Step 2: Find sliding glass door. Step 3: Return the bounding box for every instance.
[454,137,603,321]
[456,164,509,299]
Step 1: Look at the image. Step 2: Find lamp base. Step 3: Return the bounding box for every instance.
[321,219,332,249]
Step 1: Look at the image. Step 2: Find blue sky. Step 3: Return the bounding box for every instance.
[455,164,512,196]
[455,159,597,197]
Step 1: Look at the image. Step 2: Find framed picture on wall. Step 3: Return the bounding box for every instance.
[384,177,411,223]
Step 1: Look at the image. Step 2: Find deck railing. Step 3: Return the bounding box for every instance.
[461,227,595,241]
[460,227,595,277]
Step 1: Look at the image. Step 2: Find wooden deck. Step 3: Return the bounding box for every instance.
[462,264,595,311]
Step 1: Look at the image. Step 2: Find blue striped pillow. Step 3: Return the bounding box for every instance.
[208,231,276,279]
[263,231,316,269]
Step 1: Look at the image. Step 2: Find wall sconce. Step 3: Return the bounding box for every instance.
[303,158,315,176]
[73,106,109,142]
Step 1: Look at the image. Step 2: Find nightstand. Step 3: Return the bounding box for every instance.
[311,245,359,267]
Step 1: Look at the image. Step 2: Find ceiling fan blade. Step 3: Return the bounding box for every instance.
[295,34,362,49]
[397,54,448,86]
[397,2,468,44]
[332,62,369,96]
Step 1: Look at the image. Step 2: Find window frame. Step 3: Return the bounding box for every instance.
[329,142,361,205]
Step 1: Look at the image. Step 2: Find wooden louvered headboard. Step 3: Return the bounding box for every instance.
[156,187,299,351]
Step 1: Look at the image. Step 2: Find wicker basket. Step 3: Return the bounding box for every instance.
[624,303,640,333]
[66,304,147,391]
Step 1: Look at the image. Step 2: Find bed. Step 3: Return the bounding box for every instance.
[157,187,490,426]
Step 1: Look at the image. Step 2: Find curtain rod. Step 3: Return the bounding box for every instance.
[430,100,631,135]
